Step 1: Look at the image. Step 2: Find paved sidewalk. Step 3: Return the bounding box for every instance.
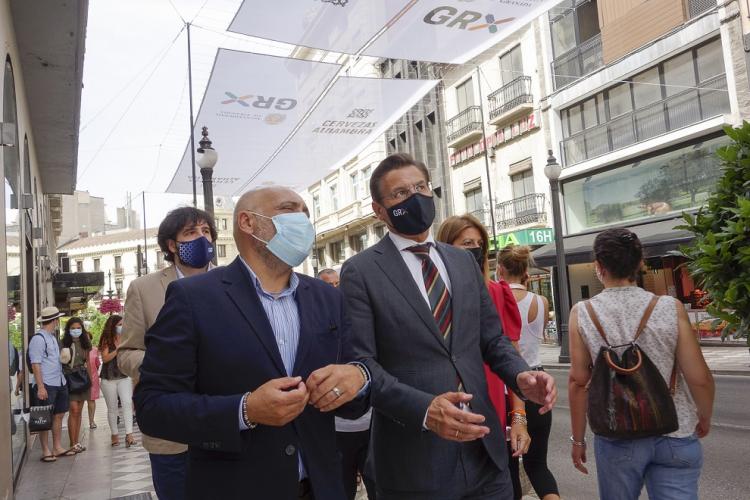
[540,343,750,375]
[15,402,153,500]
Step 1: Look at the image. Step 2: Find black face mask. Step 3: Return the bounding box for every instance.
[466,247,484,268]
[386,193,435,236]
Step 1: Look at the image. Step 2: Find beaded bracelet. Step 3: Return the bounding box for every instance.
[241,392,257,429]
[569,435,586,447]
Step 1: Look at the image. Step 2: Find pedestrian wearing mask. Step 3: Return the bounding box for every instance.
[497,245,560,500]
[61,317,93,453]
[29,307,72,462]
[99,315,136,448]
[568,228,714,500]
[436,216,530,467]
[118,206,217,500]
[134,187,370,500]
[340,154,557,500]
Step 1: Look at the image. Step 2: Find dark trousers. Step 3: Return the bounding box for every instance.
[336,430,376,500]
[378,440,512,500]
[508,402,559,499]
[150,451,188,500]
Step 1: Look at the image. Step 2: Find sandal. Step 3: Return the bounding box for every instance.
[125,435,138,448]
[55,448,77,457]
[40,455,56,463]
[73,443,86,453]
[89,422,97,429]
[111,440,120,447]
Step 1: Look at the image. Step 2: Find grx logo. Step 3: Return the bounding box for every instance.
[222,92,252,107]
[423,7,514,33]
[347,108,374,119]
[319,0,349,5]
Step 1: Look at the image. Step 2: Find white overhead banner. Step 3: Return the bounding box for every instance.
[166,49,340,195]
[252,76,438,192]
[228,0,559,64]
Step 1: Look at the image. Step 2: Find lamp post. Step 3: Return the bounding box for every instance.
[197,126,218,265]
[197,126,218,219]
[544,150,571,363]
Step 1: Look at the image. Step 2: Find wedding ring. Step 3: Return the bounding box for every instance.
[332,387,342,398]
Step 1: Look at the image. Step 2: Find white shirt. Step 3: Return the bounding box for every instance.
[388,232,452,306]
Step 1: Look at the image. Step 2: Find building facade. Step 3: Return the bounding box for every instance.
[1,0,88,494]
[535,0,745,309]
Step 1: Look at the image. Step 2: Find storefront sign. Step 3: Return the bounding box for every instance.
[491,227,554,249]
[450,111,539,167]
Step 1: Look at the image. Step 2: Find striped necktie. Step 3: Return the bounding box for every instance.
[406,244,452,343]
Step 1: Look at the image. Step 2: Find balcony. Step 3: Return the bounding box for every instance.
[446,106,483,148]
[688,0,715,18]
[551,34,603,90]
[495,194,547,230]
[561,74,730,166]
[488,76,533,126]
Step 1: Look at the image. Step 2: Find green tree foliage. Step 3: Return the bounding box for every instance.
[680,124,750,343]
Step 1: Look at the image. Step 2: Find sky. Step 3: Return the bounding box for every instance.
[76,0,294,226]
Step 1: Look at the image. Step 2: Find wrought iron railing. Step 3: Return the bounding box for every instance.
[551,34,603,89]
[468,209,489,227]
[561,74,729,166]
[495,193,547,230]
[446,106,483,143]
[688,0,715,18]
[488,76,533,120]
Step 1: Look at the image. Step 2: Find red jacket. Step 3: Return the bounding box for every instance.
[484,279,522,431]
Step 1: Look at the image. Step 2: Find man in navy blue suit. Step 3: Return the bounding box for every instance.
[134,187,370,500]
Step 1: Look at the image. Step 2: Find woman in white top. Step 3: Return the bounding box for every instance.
[497,245,560,500]
[568,228,714,500]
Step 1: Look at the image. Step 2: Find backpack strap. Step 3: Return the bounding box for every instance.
[633,296,659,342]
[584,301,610,346]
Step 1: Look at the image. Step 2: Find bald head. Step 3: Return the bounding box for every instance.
[233,186,310,250]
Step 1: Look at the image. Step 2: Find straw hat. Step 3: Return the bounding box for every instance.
[37,306,65,323]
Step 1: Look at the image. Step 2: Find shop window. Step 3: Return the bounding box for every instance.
[563,135,730,234]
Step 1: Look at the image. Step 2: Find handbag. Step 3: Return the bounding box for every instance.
[65,344,91,394]
[585,295,679,439]
[28,404,54,433]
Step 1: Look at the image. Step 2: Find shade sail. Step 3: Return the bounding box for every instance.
[532,217,695,267]
[166,48,341,195]
[240,76,439,193]
[229,0,560,64]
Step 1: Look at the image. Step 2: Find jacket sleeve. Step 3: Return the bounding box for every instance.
[133,280,244,453]
[335,285,371,421]
[477,265,529,395]
[340,260,434,432]
[118,280,146,383]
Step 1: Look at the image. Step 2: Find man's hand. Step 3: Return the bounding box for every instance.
[245,377,309,427]
[36,385,48,401]
[517,371,557,414]
[306,364,366,412]
[425,392,490,442]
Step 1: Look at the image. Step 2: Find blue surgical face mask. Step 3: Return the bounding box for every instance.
[177,236,214,269]
[249,211,315,268]
[115,325,123,335]
[70,328,83,338]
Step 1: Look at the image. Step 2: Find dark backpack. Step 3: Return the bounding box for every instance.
[585,296,679,439]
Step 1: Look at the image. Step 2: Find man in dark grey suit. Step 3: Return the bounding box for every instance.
[340,153,557,500]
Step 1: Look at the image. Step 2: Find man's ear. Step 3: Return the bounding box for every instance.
[236,211,254,235]
[372,201,388,224]
[168,239,178,257]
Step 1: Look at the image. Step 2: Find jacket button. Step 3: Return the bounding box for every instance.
[285,445,296,456]
[451,355,457,363]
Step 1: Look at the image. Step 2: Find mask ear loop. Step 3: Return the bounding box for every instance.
[245,211,272,246]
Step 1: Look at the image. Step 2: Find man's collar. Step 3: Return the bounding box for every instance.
[388,231,435,251]
[174,263,215,280]
[238,256,298,298]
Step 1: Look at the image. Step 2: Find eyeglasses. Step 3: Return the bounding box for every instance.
[385,181,431,202]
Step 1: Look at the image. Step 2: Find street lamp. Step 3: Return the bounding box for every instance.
[544,149,571,363]
[197,126,218,220]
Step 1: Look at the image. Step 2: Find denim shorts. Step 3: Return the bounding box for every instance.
[594,434,702,500]
[31,384,70,415]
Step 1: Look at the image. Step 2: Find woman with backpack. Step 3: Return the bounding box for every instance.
[568,228,715,500]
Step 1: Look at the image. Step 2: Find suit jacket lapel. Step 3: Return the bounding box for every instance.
[222,258,287,377]
[292,278,312,375]
[160,266,177,292]
[373,237,448,353]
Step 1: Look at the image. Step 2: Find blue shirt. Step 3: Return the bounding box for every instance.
[28,329,66,387]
